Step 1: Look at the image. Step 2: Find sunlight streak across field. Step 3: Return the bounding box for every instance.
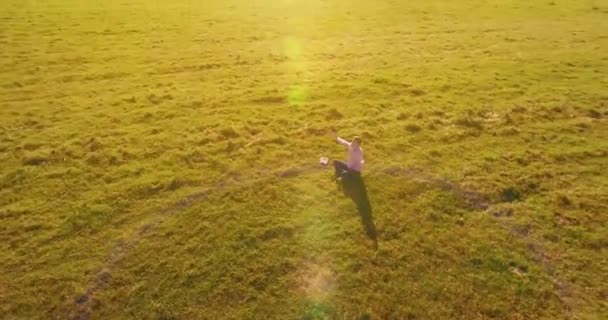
[277,0,328,107]
[289,176,342,318]
[283,36,310,105]
[283,35,311,106]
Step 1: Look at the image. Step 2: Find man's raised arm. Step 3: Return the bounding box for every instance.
[336,136,351,146]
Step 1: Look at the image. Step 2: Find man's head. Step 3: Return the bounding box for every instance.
[352,136,362,148]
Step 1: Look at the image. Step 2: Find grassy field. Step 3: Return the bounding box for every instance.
[1,0,607,319]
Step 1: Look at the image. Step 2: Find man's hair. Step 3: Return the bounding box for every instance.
[353,136,362,145]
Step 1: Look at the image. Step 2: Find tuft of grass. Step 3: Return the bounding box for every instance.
[501,187,522,203]
[325,108,344,120]
[408,88,426,96]
[454,116,483,130]
[0,169,29,189]
[21,141,44,151]
[405,123,422,133]
[557,194,572,207]
[396,112,409,120]
[588,109,602,119]
[62,204,114,234]
[21,152,50,166]
[218,127,240,139]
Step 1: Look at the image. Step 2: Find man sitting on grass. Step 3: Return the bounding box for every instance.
[334,134,364,196]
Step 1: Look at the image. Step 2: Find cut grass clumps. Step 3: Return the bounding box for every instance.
[85,153,103,165]
[408,88,426,96]
[252,95,286,105]
[249,134,287,147]
[128,175,194,198]
[178,148,206,165]
[396,112,409,120]
[557,194,572,207]
[84,137,103,152]
[63,203,114,234]
[455,116,483,131]
[582,234,608,250]
[107,150,123,166]
[147,93,173,105]
[225,140,243,153]
[588,109,602,119]
[21,151,50,166]
[21,141,44,151]
[218,127,240,140]
[428,149,442,158]
[0,168,28,189]
[501,187,522,203]
[165,176,192,191]
[405,123,422,133]
[325,108,343,120]
[488,205,514,217]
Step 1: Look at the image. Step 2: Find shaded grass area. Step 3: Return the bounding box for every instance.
[0,0,607,318]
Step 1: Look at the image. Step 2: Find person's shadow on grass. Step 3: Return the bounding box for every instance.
[340,173,377,244]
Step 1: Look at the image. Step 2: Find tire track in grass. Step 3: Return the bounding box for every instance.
[381,166,490,210]
[69,164,485,319]
[69,164,324,320]
[490,208,576,316]
[70,164,572,318]
[387,166,575,313]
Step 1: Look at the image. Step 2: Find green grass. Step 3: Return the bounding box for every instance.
[1,0,607,319]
